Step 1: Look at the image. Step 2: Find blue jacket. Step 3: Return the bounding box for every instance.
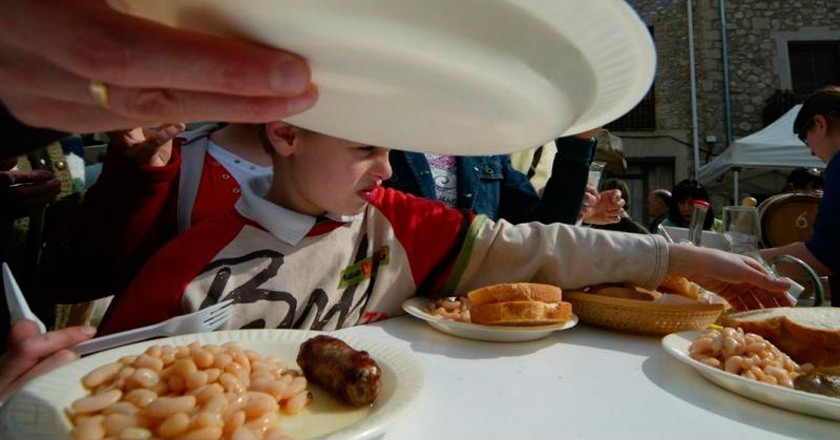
[384,136,595,224]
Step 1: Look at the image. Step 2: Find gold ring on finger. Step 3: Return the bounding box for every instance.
[88,80,110,108]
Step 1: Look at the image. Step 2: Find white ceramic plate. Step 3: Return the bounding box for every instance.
[107,0,655,154]
[661,331,840,422]
[402,297,577,342]
[0,329,425,439]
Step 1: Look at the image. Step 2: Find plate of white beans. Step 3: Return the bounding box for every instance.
[662,330,840,422]
[0,329,425,439]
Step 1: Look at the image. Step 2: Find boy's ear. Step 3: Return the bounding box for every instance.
[265,122,300,155]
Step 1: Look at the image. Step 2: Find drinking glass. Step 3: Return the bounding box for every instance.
[587,161,606,189]
[722,206,760,256]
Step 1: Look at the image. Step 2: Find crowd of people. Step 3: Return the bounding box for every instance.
[2,0,836,408]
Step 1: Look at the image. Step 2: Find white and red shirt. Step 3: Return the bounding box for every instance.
[100,175,670,334]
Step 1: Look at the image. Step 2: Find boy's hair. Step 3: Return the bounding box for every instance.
[793,86,840,137]
[259,124,274,156]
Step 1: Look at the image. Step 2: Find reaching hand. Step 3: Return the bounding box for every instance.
[581,188,624,225]
[0,0,317,133]
[0,163,61,221]
[668,244,793,311]
[107,123,187,167]
[0,320,95,402]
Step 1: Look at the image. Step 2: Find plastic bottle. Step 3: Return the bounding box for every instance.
[687,199,710,247]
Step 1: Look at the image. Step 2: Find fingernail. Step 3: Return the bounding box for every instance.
[287,87,318,114]
[272,59,311,94]
[81,326,97,336]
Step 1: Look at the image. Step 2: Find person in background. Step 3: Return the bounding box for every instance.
[0,0,316,159]
[592,179,649,234]
[647,188,672,232]
[761,86,840,281]
[661,179,723,232]
[1,142,86,345]
[385,132,608,225]
[44,123,272,310]
[99,122,791,335]
[781,167,824,195]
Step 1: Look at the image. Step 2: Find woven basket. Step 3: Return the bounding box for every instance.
[564,291,725,336]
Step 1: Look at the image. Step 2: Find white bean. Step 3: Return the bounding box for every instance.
[72,389,123,414]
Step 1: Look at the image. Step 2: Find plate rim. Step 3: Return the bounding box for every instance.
[661,330,840,420]
[0,329,426,440]
[402,296,579,334]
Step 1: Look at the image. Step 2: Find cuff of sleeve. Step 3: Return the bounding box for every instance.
[554,136,597,163]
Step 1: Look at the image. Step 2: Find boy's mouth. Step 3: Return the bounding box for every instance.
[358,184,381,202]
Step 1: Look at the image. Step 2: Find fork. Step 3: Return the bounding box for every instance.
[2,262,47,334]
[73,299,235,356]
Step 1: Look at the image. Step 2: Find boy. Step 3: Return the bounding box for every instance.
[100,123,791,334]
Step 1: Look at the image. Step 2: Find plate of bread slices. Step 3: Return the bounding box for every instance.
[564,276,726,336]
[662,307,840,421]
[402,283,577,342]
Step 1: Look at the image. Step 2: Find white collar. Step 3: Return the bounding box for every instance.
[235,175,364,245]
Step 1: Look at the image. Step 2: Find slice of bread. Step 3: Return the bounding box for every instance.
[721,307,840,373]
[467,283,562,306]
[658,275,703,301]
[470,300,572,326]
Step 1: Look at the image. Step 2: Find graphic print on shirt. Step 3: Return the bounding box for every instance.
[191,235,388,330]
[425,153,458,208]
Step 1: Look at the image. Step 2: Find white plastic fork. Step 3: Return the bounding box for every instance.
[73,299,235,356]
[3,262,47,334]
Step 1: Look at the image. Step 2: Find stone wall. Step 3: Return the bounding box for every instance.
[624,0,840,156]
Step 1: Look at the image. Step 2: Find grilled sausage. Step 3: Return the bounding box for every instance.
[297,335,381,406]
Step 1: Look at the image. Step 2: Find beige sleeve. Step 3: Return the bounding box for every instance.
[450,218,670,294]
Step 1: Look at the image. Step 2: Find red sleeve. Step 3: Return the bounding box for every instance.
[371,188,474,295]
[46,142,184,303]
[97,210,246,335]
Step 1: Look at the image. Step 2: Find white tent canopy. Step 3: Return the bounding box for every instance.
[697,105,824,199]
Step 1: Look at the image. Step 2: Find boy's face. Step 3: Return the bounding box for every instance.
[269,124,393,216]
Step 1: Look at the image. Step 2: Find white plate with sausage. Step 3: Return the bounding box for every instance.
[106,0,655,155]
[402,297,578,342]
[0,329,425,439]
[662,331,840,422]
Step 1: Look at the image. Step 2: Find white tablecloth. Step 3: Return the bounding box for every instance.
[335,316,839,439]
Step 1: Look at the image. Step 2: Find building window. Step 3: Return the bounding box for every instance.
[605,87,656,131]
[788,41,840,96]
[607,26,656,131]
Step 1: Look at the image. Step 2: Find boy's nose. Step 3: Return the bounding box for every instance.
[373,152,393,181]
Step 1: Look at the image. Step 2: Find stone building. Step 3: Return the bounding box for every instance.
[612,0,839,223]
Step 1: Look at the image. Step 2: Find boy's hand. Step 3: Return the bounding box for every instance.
[0,168,61,220]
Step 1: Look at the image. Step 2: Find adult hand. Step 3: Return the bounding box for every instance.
[108,123,186,167]
[581,188,624,225]
[668,244,793,311]
[0,163,61,221]
[0,320,95,402]
[0,0,317,133]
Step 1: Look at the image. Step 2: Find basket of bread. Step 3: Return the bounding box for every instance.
[564,275,725,336]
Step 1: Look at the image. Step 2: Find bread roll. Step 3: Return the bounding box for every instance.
[466,283,571,326]
[721,307,840,374]
[467,282,562,306]
[471,301,572,326]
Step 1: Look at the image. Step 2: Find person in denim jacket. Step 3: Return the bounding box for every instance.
[384,132,602,224]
